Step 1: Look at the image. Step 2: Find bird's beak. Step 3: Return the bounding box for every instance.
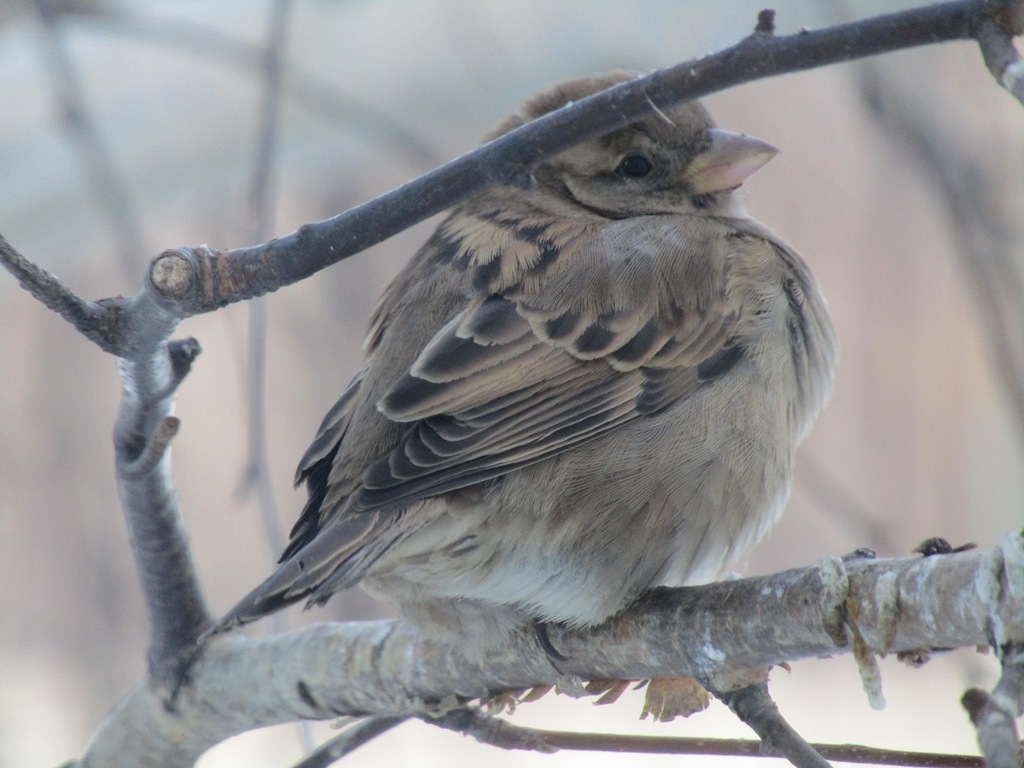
[685,129,778,194]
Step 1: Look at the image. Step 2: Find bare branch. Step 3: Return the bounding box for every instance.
[243,0,292,562]
[240,3,320,755]
[427,708,556,753]
[427,706,985,766]
[73,537,1024,765]
[143,0,1018,317]
[113,332,212,692]
[120,416,179,479]
[8,1,1021,345]
[0,232,116,351]
[73,4,441,168]
[290,716,407,768]
[717,683,831,768]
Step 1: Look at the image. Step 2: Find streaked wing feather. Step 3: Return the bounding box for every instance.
[372,368,638,482]
[355,218,743,513]
[216,511,390,628]
[356,385,639,509]
[294,369,366,486]
[213,213,752,633]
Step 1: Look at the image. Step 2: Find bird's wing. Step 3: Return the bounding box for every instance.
[212,214,752,630]
[282,369,367,562]
[353,214,745,512]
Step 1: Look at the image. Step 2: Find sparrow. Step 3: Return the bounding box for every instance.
[215,71,837,643]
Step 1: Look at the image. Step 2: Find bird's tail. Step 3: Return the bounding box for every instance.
[203,511,400,638]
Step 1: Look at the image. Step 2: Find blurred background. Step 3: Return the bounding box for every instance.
[1,1,1023,766]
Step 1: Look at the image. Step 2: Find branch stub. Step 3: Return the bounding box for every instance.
[150,250,195,297]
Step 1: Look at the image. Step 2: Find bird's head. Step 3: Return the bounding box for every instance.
[488,71,777,219]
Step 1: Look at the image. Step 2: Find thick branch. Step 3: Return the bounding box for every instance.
[76,536,1024,767]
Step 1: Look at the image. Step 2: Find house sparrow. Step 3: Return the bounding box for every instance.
[215,71,837,643]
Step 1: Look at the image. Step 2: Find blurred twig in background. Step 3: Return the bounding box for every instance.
[858,68,1024,443]
[32,0,145,272]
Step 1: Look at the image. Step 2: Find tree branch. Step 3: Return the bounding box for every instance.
[0,232,116,351]
[73,536,1024,766]
[141,0,1022,319]
[857,54,1024,445]
[243,0,292,559]
[113,333,212,693]
[69,4,441,168]
[289,716,407,768]
[428,712,985,768]
[716,683,832,768]
[6,1,1022,348]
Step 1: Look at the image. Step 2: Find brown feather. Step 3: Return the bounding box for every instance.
[213,72,836,638]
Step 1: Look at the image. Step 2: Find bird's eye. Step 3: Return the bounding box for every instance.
[617,154,653,178]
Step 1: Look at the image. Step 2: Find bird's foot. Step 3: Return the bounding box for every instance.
[914,537,976,556]
[533,621,568,663]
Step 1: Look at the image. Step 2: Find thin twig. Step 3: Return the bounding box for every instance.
[429,707,558,753]
[120,416,179,478]
[241,0,317,754]
[0,232,116,350]
[717,683,832,768]
[428,707,983,766]
[289,717,406,768]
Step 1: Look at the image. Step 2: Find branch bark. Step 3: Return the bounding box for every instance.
[74,537,1023,766]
